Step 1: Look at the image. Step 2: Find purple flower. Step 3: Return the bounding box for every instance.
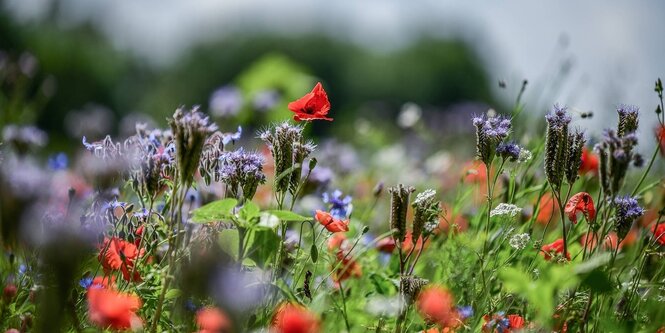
[79,277,93,289]
[322,189,353,220]
[218,148,266,199]
[496,142,521,161]
[617,104,639,117]
[209,85,242,117]
[457,305,474,320]
[253,89,280,111]
[48,152,68,170]
[613,195,645,238]
[472,113,512,164]
[221,126,242,145]
[545,104,572,129]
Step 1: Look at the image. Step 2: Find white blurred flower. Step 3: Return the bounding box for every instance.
[397,102,422,128]
[366,295,402,316]
[518,148,533,163]
[509,233,530,250]
[490,203,522,218]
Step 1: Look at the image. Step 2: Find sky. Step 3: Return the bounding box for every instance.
[5,0,665,142]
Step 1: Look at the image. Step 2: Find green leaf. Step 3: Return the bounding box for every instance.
[267,210,312,222]
[239,201,261,222]
[246,228,280,268]
[218,229,240,260]
[190,198,238,223]
[165,288,181,300]
[310,243,318,263]
[580,268,614,294]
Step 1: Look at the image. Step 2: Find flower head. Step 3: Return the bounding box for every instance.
[482,312,524,333]
[509,233,530,250]
[416,285,459,329]
[87,286,142,331]
[616,104,640,137]
[496,142,521,162]
[218,148,266,200]
[322,190,353,220]
[315,210,349,233]
[288,82,332,122]
[271,302,320,333]
[613,196,645,239]
[473,114,511,164]
[564,192,596,224]
[651,223,665,246]
[490,203,522,218]
[541,238,570,261]
[196,307,232,333]
[579,147,599,175]
[98,237,145,282]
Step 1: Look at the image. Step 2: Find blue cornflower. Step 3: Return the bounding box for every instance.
[48,152,68,170]
[79,277,93,289]
[322,190,353,220]
[457,305,474,320]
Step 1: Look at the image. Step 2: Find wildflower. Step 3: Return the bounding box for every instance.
[98,237,145,282]
[544,104,572,189]
[482,312,524,332]
[509,233,530,250]
[564,130,586,184]
[613,196,645,239]
[327,232,348,251]
[271,302,320,333]
[517,147,532,163]
[87,287,142,331]
[288,82,332,122]
[652,223,665,246]
[412,189,441,241]
[2,125,47,155]
[209,85,242,117]
[416,285,459,329]
[169,106,218,185]
[579,147,599,175]
[616,104,640,137]
[541,238,570,261]
[376,237,397,253]
[472,113,512,165]
[581,232,623,251]
[218,148,267,200]
[564,192,596,224]
[315,210,349,233]
[490,203,522,218]
[596,128,641,196]
[260,122,314,195]
[47,152,68,170]
[657,124,665,156]
[3,284,17,301]
[535,193,558,225]
[322,190,353,220]
[196,307,232,333]
[456,306,474,320]
[402,231,427,253]
[389,184,415,242]
[401,275,429,301]
[496,142,521,162]
[332,250,362,284]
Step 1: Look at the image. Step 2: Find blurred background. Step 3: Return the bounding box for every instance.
[1,0,664,157]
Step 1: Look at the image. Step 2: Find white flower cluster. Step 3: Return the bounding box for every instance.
[490,203,522,218]
[413,188,436,205]
[518,148,532,163]
[509,233,530,250]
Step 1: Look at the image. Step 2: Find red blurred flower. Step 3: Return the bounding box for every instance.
[327,232,348,252]
[438,204,468,235]
[98,237,145,282]
[287,82,332,122]
[579,147,599,175]
[196,307,232,333]
[271,302,320,333]
[331,250,362,284]
[564,192,596,224]
[541,238,570,261]
[315,210,349,233]
[3,284,17,301]
[402,231,428,253]
[507,314,524,329]
[416,286,459,329]
[535,193,559,226]
[376,237,396,253]
[462,161,487,184]
[652,223,665,246]
[657,125,665,156]
[87,287,142,331]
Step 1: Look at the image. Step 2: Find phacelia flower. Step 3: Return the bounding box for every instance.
[322,190,353,220]
[196,307,232,333]
[496,142,521,162]
[564,192,596,224]
[613,196,645,239]
[315,210,349,233]
[218,148,266,200]
[288,82,332,122]
[412,189,441,241]
[472,114,512,165]
[169,106,218,185]
[416,285,459,329]
[98,237,145,282]
[544,104,573,189]
[541,238,570,261]
[87,287,142,331]
[271,302,320,333]
[389,184,415,242]
[616,104,640,137]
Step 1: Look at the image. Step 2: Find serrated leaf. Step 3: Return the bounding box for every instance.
[190,198,237,223]
[267,210,312,222]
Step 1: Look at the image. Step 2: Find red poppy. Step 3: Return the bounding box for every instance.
[416,286,459,329]
[315,210,349,233]
[657,125,665,156]
[652,223,665,246]
[196,307,232,333]
[507,314,524,329]
[437,204,469,235]
[287,82,332,122]
[331,250,362,284]
[402,231,428,254]
[535,193,559,226]
[579,147,599,175]
[564,192,596,224]
[271,302,320,333]
[87,287,142,330]
[98,237,145,282]
[327,232,348,252]
[541,239,570,261]
[90,276,116,289]
[376,237,396,253]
